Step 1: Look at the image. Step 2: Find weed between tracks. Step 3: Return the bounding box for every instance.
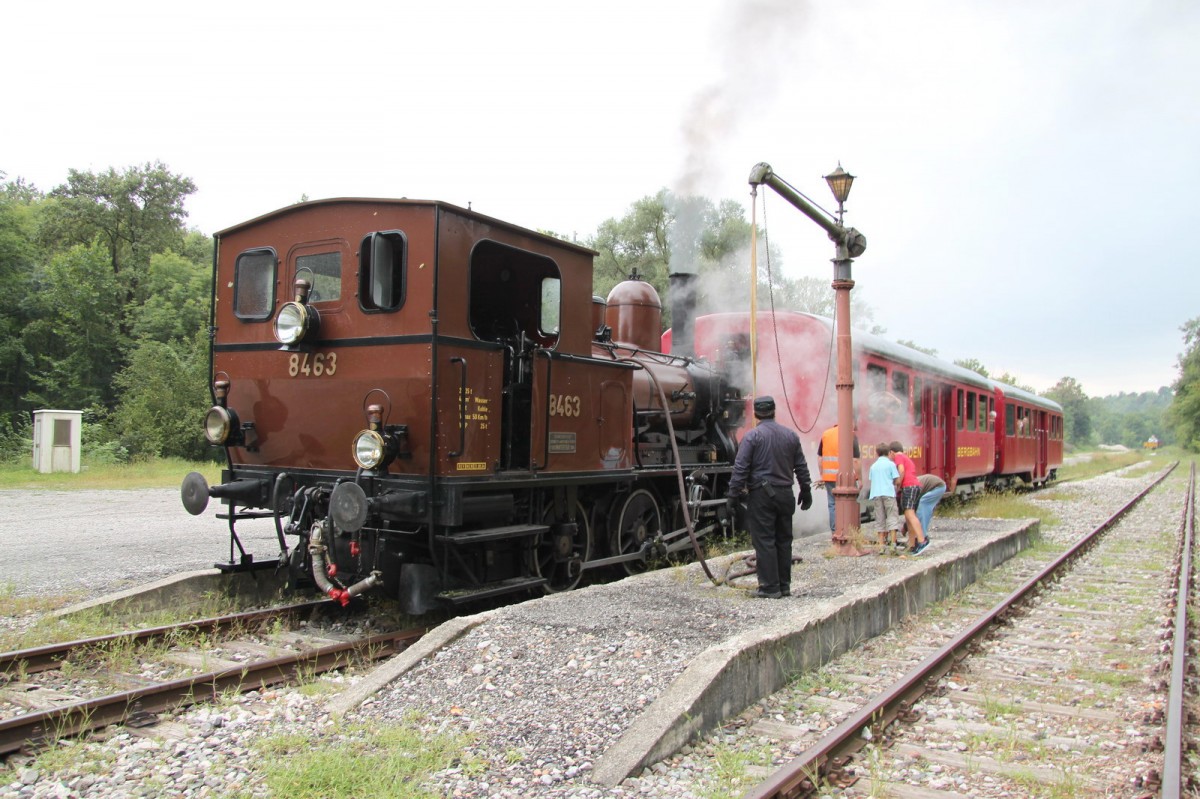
[247,719,480,799]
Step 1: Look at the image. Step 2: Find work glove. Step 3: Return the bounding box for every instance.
[799,484,813,511]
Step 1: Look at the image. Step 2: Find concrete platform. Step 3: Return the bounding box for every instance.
[52,563,290,621]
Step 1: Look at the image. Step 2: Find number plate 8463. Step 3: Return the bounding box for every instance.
[288,352,338,377]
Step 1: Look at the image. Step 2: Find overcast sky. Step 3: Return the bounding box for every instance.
[5,0,1197,397]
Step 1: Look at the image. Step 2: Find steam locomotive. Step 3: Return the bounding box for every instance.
[181,199,744,613]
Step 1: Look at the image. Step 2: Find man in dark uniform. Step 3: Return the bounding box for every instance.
[727,396,813,598]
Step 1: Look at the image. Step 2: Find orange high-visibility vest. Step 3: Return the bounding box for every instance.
[820,426,840,482]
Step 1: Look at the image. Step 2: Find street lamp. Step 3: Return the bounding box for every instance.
[823,163,855,225]
[747,161,868,555]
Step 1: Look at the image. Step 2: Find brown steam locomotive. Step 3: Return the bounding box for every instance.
[181,199,744,613]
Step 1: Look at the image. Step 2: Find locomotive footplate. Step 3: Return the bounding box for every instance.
[214,554,281,574]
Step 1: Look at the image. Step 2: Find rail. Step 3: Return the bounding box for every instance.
[744,461,1179,798]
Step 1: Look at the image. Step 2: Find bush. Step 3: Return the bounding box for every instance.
[0,414,32,465]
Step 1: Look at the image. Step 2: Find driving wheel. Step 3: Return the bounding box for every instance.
[611,489,662,576]
[534,500,592,592]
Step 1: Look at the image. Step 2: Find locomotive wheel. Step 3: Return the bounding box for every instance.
[611,489,662,576]
[534,500,592,593]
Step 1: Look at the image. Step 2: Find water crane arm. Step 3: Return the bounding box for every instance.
[748,162,867,258]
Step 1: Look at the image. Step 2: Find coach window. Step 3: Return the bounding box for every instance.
[234,248,277,320]
[956,390,965,431]
[865,364,890,421]
[891,372,910,424]
[912,377,923,424]
[295,251,341,302]
[1006,406,1016,436]
[359,231,406,312]
[987,397,995,432]
[966,392,977,431]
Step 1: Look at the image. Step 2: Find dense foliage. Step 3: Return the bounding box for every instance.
[1168,317,1200,450]
[0,164,214,463]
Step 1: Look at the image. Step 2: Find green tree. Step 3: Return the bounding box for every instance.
[591,190,673,302]
[898,340,938,357]
[993,372,1035,393]
[130,250,211,342]
[1169,317,1200,450]
[954,358,989,377]
[0,176,45,419]
[1044,376,1092,446]
[22,243,126,410]
[40,162,196,323]
[112,332,212,460]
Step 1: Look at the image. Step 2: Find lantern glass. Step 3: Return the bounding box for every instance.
[824,165,855,205]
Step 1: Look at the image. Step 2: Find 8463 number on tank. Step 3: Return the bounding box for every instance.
[181,198,744,613]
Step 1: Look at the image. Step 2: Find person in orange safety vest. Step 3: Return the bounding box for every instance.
[817,425,860,533]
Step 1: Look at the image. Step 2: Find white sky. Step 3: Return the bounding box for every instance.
[5,0,1197,397]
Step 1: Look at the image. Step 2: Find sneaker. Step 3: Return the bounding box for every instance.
[753,588,782,599]
[912,539,931,556]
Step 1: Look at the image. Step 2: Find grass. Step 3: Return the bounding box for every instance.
[0,589,249,652]
[941,491,1060,530]
[251,721,478,799]
[1056,450,1148,482]
[0,457,223,490]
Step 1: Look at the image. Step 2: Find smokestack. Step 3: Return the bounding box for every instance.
[669,267,698,359]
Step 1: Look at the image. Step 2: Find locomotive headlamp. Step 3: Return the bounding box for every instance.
[275,301,317,345]
[204,406,239,445]
[274,278,320,347]
[352,429,387,469]
[351,404,403,470]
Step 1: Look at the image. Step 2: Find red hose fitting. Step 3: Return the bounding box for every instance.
[350,541,361,557]
[327,587,350,606]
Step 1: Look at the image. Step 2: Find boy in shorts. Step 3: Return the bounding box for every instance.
[889,441,929,555]
[867,443,900,553]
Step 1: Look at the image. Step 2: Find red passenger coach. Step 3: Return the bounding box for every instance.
[992,383,1063,488]
[689,311,1062,496]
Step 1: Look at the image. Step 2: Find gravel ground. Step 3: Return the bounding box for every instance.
[0,489,283,599]
[0,464,1175,798]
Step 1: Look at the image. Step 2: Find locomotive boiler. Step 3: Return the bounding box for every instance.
[181,199,744,613]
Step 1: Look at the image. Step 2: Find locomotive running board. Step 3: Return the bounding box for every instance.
[434,524,550,546]
[213,555,281,574]
[436,576,548,605]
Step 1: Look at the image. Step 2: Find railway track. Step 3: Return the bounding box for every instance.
[742,461,1194,798]
[0,601,424,757]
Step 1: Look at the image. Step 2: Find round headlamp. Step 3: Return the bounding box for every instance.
[274,302,313,345]
[204,406,237,445]
[353,430,386,470]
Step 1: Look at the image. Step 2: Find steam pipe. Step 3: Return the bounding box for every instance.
[308,521,381,605]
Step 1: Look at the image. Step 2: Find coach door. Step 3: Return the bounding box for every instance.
[921,382,947,479]
[1034,409,1048,480]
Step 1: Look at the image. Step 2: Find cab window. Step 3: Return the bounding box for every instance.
[360,231,407,312]
[469,240,561,346]
[296,251,341,302]
[234,248,276,320]
[540,277,561,335]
